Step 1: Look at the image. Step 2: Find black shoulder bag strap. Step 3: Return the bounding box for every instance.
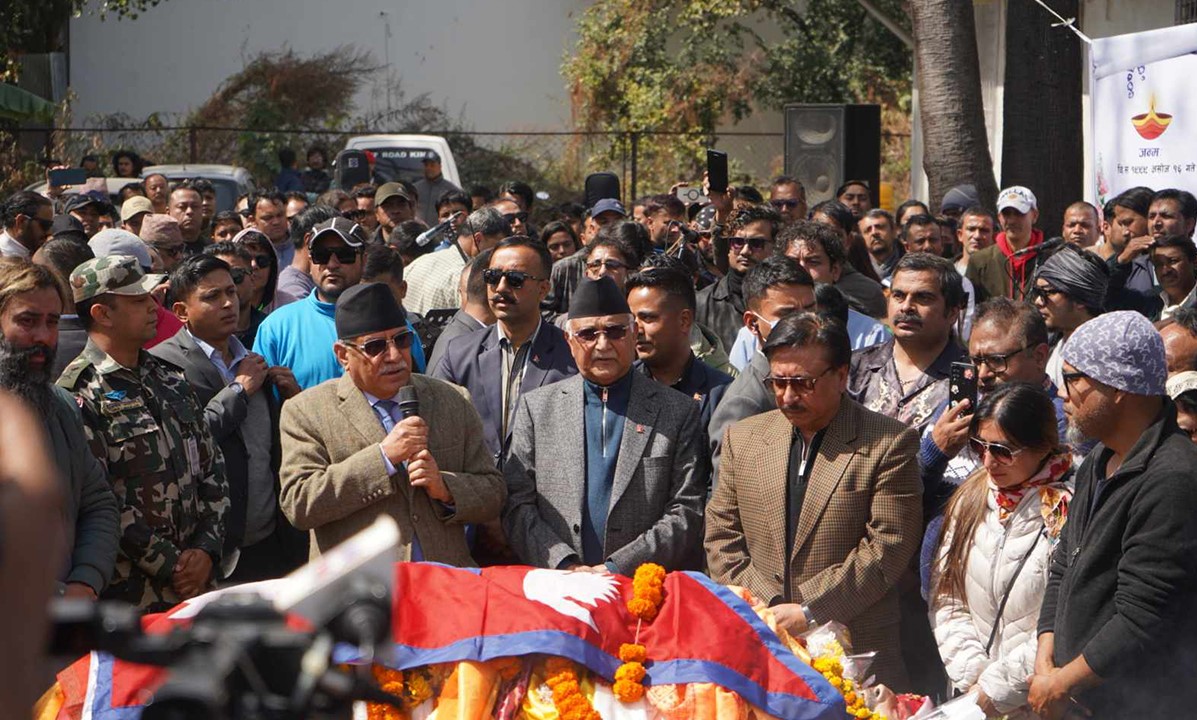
[985,530,1043,655]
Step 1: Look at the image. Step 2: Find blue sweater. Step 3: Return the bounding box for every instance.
[253,290,427,391]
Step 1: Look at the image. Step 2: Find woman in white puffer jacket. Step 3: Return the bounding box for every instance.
[930,383,1073,718]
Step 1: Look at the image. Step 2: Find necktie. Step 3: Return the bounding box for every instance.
[374,399,398,432]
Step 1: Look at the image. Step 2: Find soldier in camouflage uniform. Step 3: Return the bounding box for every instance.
[58,255,229,611]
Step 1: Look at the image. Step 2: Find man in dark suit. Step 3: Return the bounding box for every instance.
[503,276,706,573]
[706,312,921,688]
[432,236,576,464]
[151,254,306,582]
[279,283,504,563]
[425,250,494,373]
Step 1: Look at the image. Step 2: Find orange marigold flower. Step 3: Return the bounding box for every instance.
[619,643,647,663]
[615,661,647,683]
[614,678,647,702]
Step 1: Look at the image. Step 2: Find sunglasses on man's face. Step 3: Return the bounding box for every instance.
[345,330,414,358]
[729,236,771,252]
[482,268,544,289]
[503,212,529,224]
[229,268,249,285]
[310,246,359,265]
[570,323,630,345]
[27,215,54,232]
[968,436,1026,465]
[770,199,800,210]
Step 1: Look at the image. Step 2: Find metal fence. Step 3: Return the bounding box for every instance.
[3,125,910,203]
[1179,0,1197,23]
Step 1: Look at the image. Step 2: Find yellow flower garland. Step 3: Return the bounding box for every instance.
[615,563,667,702]
[811,656,886,720]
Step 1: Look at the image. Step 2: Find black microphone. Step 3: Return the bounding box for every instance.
[396,385,420,419]
[1011,236,1065,258]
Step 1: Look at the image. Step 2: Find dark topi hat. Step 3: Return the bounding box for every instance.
[568,276,631,320]
[335,282,408,341]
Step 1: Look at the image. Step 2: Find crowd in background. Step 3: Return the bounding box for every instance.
[2,144,1197,719]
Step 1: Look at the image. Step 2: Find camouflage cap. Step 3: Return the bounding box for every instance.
[70,254,167,303]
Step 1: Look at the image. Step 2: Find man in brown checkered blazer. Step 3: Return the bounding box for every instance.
[706,312,922,688]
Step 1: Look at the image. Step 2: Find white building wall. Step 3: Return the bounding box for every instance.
[68,0,588,131]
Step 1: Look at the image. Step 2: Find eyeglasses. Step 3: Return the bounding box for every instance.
[968,346,1028,374]
[729,236,771,252]
[341,209,371,222]
[1061,370,1089,399]
[763,368,832,394]
[229,268,248,285]
[1031,284,1066,303]
[586,258,629,272]
[310,246,359,265]
[570,323,630,344]
[149,243,183,258]
[770,199,800,210]
[344,330,414,358]
[248,253,272,269]
[27,215,54,232]
[502,212,529,224]
[968,436,1027,465]
[482,268,545,289]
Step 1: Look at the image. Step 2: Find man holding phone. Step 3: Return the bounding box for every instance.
[0,191,55,259]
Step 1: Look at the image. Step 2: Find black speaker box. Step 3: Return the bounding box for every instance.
[783,104,881,207]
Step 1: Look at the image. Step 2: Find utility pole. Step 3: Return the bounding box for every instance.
[380,11,393,119]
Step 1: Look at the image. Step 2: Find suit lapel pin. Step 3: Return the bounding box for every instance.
[533,355,539,362]
[636,424,645,434]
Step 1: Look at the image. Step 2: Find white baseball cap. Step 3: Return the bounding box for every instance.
[996,186,1038,214]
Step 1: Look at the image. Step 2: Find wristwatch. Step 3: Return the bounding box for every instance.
[229,381,246,398]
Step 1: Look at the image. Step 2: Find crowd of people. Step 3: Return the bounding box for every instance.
[2,146,1197,719]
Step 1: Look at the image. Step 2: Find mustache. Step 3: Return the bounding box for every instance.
[490,292,516,305]
[892,312,923,325]
[0,338,56,418]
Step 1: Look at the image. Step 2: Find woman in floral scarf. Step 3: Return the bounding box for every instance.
[929,383,1073,718]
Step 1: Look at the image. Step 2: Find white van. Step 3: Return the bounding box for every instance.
[342,134,460,188]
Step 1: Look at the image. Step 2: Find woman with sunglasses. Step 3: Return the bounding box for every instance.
[929,382,1073,718]
[232,228,295,314]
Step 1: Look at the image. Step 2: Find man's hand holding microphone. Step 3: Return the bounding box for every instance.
[379,389,453,504]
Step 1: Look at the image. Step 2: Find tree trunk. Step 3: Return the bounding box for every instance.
[909,0,999,212]
[1002,0,1082,235]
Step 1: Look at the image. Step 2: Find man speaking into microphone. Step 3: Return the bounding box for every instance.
[279,282,504,564]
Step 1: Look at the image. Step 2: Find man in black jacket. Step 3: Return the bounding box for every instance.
[1033,310,1197,719]
[153,255,306,582]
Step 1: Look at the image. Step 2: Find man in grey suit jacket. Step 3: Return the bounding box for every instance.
[503,276,706,573]
[280,282,504,563]
[152,254,306,581]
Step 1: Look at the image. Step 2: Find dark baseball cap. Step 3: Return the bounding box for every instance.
[309,217,369,248]
[64,190,114,215]
[50,214,87,242]
[590,198,627,219]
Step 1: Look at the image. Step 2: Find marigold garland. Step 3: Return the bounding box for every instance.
[545,657,602,720]
[615,563,667,702]
[366,664,436,720]
[627,563,666,622]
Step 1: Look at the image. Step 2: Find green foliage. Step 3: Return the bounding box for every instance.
[563,0,911,191]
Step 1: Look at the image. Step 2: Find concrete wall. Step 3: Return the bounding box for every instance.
[68,0,588,131]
